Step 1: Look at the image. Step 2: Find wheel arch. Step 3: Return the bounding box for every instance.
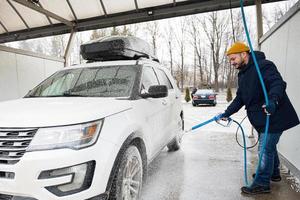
[105,132,148,196]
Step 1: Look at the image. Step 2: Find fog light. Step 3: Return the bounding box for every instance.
[39,161,95,196]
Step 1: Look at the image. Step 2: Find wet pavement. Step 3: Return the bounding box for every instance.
[141,94,300,200]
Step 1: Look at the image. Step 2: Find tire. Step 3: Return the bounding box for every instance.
[167,117,183,151]
[110,146,143,200]
[192,102,197,107]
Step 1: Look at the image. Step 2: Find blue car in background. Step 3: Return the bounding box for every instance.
[192,89,217,106]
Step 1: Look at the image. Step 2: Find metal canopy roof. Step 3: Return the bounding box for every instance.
[0,0,284,44]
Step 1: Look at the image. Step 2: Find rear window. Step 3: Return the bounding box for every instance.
[196,89,214,94]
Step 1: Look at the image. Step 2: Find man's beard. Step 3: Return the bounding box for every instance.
[236,58,246,69]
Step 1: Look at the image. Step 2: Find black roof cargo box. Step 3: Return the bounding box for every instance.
[80,36,158,62]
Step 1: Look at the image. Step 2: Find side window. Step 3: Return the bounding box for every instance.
[141,66,159,92]
[156,69,173,89]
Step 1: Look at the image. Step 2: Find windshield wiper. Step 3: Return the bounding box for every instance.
[24,94,40,98]
[26,92,88,98]
[62,91,87,97]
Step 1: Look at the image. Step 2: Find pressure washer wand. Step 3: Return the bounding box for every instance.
[186,114,232,133]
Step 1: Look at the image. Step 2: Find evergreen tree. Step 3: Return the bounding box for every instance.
[226,87,233,102]
[185,87,191,102]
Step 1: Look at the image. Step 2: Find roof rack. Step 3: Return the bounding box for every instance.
[80,36,159,63]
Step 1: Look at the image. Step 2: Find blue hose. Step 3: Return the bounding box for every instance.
[239,0,270,187]
[191,114,222,130]
[189,115,250,185]
[232,119,248,185]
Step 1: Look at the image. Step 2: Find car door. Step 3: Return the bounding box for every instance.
[134,66,168,158]
[154,67,177,143]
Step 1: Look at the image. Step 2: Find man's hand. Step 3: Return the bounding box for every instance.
[221,116,228,121]
[217,113,228,121]
[262,99,277,115]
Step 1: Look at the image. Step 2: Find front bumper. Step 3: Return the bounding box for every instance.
[0,138,117,200]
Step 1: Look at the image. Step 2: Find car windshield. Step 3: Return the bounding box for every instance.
[25,65,138,98]
[195,89,214,95]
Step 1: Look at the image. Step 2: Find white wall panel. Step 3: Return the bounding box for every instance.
[261,10,300,171]
[278,12,300,169]
[16,54,45,97]
[263,24,289,76]
[0,51,19,101]
[0,48,63,101]
[44,59,64,77]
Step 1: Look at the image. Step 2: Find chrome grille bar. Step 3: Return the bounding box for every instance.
[0,128,37,165]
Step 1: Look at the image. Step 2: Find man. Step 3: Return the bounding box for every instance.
[221,42,299,195]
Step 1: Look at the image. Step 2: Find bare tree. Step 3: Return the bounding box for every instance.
[175,18,187,91]
[201,11,229,92]
[189,16,206,88]
[90,29,107,40]
[226,10,245,89]
[145,21,160,56]
[163,21,175,76]
[18,40,33,52]
[51,35,67,57]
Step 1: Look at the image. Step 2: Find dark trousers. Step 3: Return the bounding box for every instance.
[254,132,282,186]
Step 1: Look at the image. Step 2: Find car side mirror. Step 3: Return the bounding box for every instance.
[140,85,168,98]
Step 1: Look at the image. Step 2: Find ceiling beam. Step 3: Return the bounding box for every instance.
[0,0,285,43]
[0,20,9,34]
[12,0,74,27]
[66,0,78,21]
[37,1,53,25]
[134,0,139,12]
[7,0,30,29]
[99,0,107,17]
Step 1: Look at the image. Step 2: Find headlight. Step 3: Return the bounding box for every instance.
[27,120,103,151]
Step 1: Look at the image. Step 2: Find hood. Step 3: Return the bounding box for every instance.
[248,51,266,65]
[0,97,132,128]
[240,51,266,73]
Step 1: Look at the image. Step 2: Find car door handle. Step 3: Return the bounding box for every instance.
[162,99,168,105]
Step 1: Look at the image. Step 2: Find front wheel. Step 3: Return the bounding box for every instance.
[112,145,143,200]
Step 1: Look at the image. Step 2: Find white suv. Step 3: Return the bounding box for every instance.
[0,37,183,200]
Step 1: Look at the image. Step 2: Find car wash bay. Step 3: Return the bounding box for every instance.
[141,93,300,200]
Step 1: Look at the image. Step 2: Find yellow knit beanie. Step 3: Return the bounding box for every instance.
[226,42,250,55]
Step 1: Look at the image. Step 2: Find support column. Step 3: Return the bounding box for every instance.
[255,0,263,50]
[64,29,76,67]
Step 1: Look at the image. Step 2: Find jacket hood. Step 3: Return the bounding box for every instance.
[240,51,266,72]
[250,51,265,61]
[247,51,266,66]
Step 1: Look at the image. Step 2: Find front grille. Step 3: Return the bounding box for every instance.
[0,194,37,200]
[0,129,37,165]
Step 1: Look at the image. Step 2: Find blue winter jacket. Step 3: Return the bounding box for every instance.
[224,51,299,133]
